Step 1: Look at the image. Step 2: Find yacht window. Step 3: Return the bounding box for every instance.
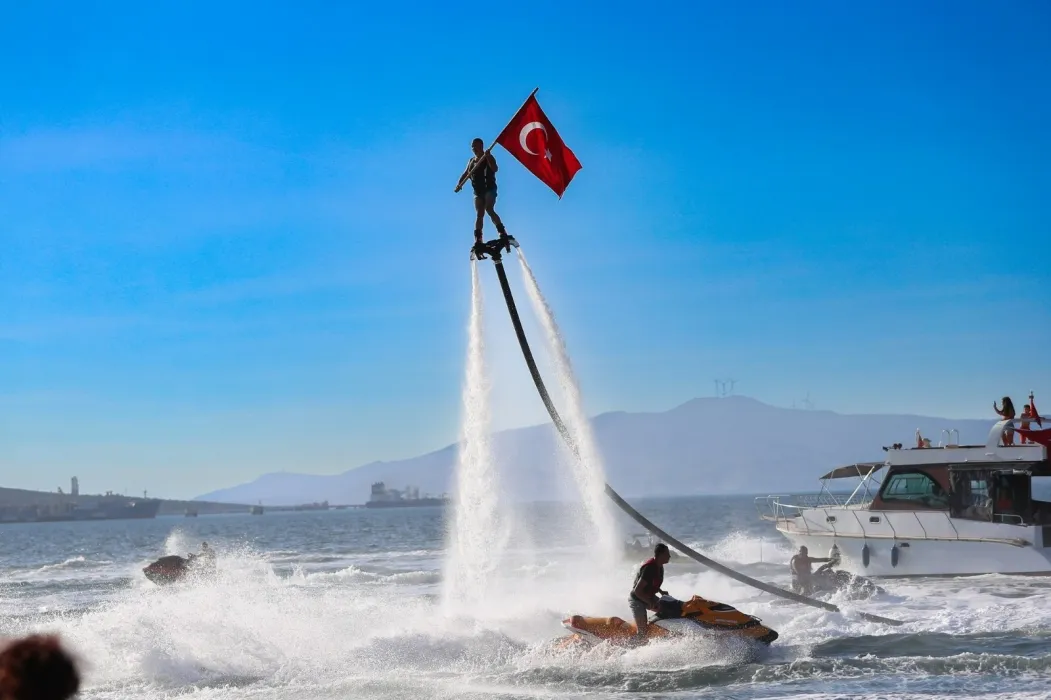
[1025,476,1051,525]
[1033,477,1051,503]
[948,470,994,521]
[880,472,949,508]
[968,479,990,508]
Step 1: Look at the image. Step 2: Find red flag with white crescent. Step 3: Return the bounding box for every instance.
[496,94,582,198]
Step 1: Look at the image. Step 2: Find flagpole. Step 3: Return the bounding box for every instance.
[485,87,538,153]
[455,87,539,191]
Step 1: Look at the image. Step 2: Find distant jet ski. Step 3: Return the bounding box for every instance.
[142,546,217,586]
[557,594,777,649]
[142,555,192,585]
[624,534,682,562]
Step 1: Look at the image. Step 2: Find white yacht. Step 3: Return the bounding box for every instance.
[758,417,1050,577]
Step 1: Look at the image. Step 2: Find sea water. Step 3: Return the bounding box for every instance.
[2,497,1050,700]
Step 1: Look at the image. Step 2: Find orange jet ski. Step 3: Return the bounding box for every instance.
[559,595,777,648]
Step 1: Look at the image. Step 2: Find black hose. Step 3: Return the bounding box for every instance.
[483,255,903,627]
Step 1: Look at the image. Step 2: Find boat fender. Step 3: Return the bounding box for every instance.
[890,544,899,568]
[861,543,870,567]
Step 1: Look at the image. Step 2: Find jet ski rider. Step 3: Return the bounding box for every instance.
[199,542,216,563]
[629,542,671,643]
[187,542,217,570]
[790,545,832,596]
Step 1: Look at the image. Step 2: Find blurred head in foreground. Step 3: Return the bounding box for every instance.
[0,635,80,700]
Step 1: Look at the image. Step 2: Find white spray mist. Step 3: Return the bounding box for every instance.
[516,251,621,564]
[442,264,511,612]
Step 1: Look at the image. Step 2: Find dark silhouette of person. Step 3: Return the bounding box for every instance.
[0,634,79,700]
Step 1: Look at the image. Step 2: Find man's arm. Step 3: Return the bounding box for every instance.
[454,163,471,192]
[486,152,498,173]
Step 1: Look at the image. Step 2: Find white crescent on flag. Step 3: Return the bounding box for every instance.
[519,122,548,156]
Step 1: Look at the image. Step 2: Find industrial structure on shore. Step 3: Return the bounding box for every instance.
[0,478,161,524]
[365,482,448,508]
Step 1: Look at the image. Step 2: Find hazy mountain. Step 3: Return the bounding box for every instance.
[195,396,996,506]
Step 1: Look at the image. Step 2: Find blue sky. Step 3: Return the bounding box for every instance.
[2,1,1049,499]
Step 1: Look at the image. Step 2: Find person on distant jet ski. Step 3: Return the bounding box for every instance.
[187,542,216,570]
[454,138,511,259]
[790,546,831,596]
[199,542,216,562]
[629,543,671,643]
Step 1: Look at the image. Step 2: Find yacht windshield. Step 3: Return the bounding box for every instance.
[880,471,949,508]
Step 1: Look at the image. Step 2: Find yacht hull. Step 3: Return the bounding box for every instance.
[779,527,1051,577]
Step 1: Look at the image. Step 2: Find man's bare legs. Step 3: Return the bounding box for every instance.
[475,192,506,240]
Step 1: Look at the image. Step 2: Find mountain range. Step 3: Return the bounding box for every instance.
[195,396,998,506]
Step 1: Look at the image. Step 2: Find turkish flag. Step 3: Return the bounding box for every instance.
[496,94,582,198]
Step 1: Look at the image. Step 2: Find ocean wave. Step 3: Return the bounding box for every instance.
[304,565,441,586]
[812,630,1051,659]
[6,556,112,580]
[36,556,89,571]
[700,531,795,566]
[499,647,1051,693]
[752,652,1051,682]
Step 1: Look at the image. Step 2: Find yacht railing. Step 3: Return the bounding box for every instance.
[939,428,960,447]
[755,493,875,523]
[755,494,1031,547]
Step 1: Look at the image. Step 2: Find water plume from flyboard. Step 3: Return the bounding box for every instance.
[441,264,512,613]
[516,250,621,564]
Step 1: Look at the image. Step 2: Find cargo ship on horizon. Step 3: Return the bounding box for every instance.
[365,482,448,509]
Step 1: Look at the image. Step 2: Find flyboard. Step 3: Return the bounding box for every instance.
[471,236,903,627]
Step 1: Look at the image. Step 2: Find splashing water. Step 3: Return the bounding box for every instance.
[3,498,1044,700]
[516,250,621,563]
[441,263,511,612]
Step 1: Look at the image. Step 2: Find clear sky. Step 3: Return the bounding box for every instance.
[2,1,1049,499]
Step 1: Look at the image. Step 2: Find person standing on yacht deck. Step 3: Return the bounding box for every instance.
[1020,393,1041,443]
[994,396,1017,445]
